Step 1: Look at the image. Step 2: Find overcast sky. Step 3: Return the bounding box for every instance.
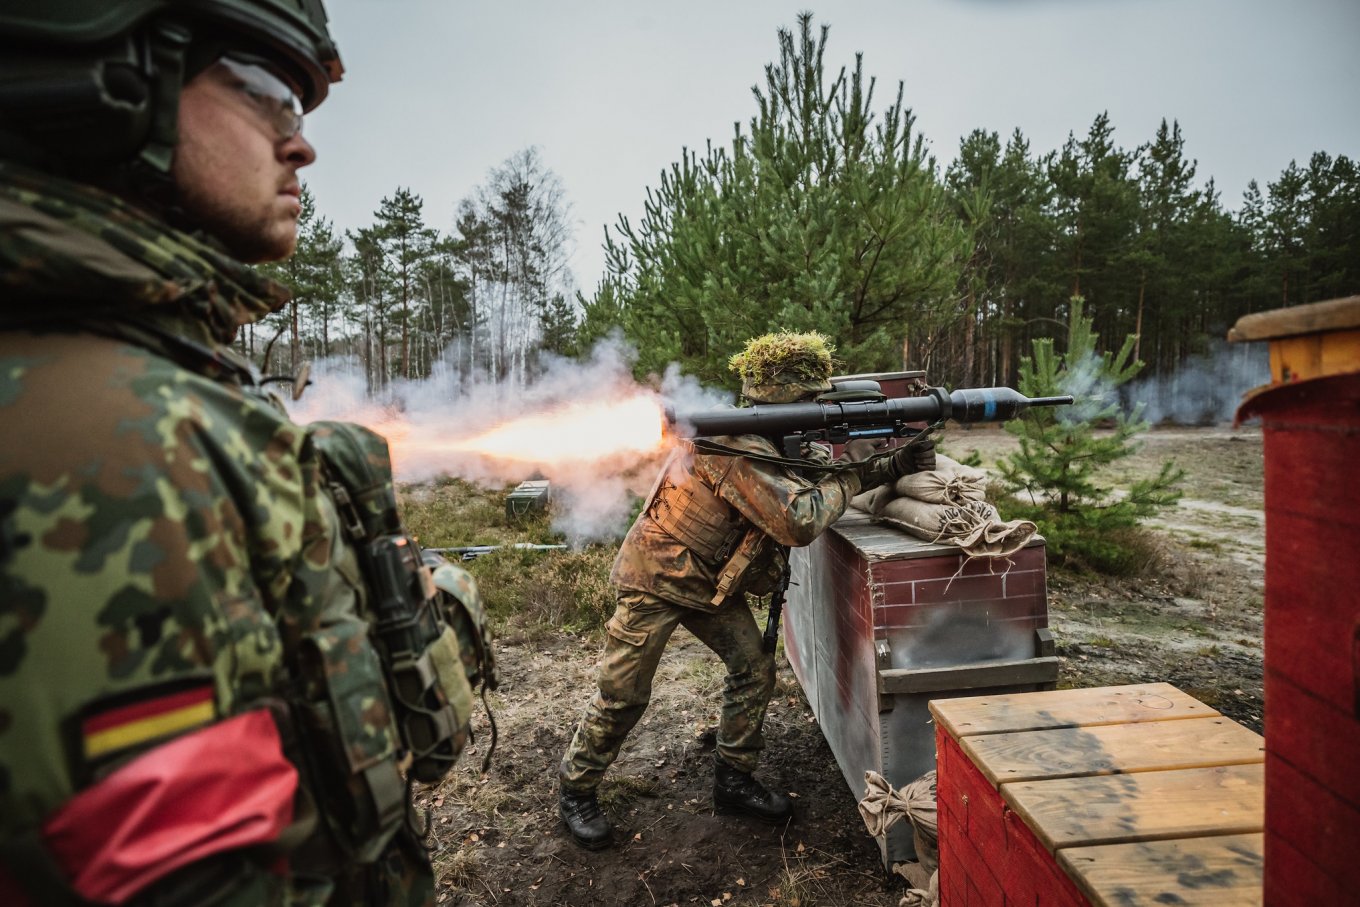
[303,0,1360,296]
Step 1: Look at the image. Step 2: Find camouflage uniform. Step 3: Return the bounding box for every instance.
[0,162,449,905]
[560,433,861,791]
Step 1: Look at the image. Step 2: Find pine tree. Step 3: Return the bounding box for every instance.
[251,185,344,372]
[1131,119,1199,370]
[594,13,969,387]
[1301,152,1360,303]
[1264,162,1309,307]
[347,226,390,393]
[418,238,473,380]
[373,188,438,380]
[536,293,580,358]
[1046,114,1143,353]
[997,297,1184,573]
[944,128,1054,387]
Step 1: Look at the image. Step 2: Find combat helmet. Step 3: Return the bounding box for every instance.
[729,331,837,405]
[0,0,343,178]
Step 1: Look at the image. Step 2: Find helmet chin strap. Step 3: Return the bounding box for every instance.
[126,19,191,213]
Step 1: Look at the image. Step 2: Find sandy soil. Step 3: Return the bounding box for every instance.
[425,424,1266,906]
[945,423,1266,732]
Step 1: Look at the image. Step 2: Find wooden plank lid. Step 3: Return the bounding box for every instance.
[1059,834,1264,906]
[1003,763,1265,854]
[961,715,1264,787]
[929,683,1219,742]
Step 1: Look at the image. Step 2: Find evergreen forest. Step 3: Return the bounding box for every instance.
[251,15,1359,401]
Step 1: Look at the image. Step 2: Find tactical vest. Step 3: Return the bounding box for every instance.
[308,420,497,787]
[0,389,497,907]
[647,453,787,605]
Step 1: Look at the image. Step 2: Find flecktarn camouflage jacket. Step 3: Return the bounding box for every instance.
[0,162,450,906]
[611,435,860,610]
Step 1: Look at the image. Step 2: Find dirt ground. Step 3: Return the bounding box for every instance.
[424,424,1266,907]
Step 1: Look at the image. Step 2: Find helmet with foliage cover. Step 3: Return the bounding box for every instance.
[729,330,837,404]
[0,0,342,180]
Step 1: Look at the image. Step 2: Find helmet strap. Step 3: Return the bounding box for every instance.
[135,20,192,178]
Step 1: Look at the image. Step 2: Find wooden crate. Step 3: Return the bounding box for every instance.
[785,510,1056,866]
[931,684,1265,906]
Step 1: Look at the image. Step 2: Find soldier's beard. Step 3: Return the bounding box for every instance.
[180,193,300,264]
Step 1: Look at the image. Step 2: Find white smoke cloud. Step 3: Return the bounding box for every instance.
[1059,352,1120,424]
[285,333,734,543]
[659,360,734,413]
[1124,340,1270,425]
[1053,340,1269,426]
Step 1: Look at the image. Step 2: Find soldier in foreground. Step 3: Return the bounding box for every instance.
[557,332,936,849]
[0,3,491,904]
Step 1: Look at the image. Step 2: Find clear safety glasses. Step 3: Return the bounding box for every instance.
[211,55,305,141]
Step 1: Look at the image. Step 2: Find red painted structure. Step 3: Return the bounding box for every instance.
[1231,296,1360,904]
[785,518,1055,865]
[931,684,1264,906]
[934,721,1087,906]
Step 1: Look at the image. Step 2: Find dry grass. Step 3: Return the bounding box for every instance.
[597,774,663,813]
[400,477,620,634]
[677,655,728,697]
[432,846,484,893]
[769,843,881,907]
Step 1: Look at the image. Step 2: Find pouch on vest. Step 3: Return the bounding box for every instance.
[711,528,785,604]
[427,556,497,695]
[307,420,495,783]
[295,618,406,863]
[649,466,780,604]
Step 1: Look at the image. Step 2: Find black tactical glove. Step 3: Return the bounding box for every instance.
[906,438,936,473]
[837,439,881,464]
[847,438,937,491]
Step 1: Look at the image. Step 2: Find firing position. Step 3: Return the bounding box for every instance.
[557,332,936,849]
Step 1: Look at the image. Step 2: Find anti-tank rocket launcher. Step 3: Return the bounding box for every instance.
[666,381,1074,459]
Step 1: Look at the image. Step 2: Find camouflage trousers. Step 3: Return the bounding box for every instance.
[559,590,776,793]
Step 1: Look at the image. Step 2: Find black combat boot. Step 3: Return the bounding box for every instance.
[559,788,612,850]
[713,757,793,823]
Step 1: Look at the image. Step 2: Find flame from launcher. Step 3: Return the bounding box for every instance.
[392,392,671,468]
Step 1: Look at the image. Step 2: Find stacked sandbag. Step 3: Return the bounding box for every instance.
[858,770,940,907]
[851,454,1037,558]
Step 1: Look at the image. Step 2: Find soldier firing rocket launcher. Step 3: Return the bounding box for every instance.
[666,380,1074,458]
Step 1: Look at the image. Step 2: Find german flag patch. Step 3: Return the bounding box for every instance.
[79,682,217,762]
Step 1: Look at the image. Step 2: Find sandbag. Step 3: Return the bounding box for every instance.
[879,498,1037,558]
[879,497,992,539]
[898,871,938,907]
[861,770,940,907]
[850,483,894,515]
[859,770,913,837]
[854,453,985,511]
[894,453,988,505]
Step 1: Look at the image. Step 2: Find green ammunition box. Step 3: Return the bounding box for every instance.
[505,480,551,519]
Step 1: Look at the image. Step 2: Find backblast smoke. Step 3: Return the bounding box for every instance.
[285,335,730,542]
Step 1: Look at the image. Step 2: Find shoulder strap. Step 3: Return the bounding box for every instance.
[686,438,849,473]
